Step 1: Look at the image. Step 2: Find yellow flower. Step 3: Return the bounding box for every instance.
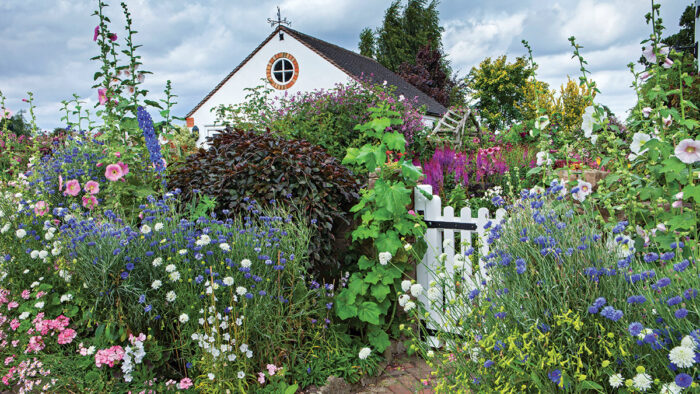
[636,366,645,373]
[625,379,633,387]
[578,374,587,381]
[602,360,610,368]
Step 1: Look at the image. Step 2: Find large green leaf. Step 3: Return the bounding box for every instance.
[682,184,700,202]
[335,290,358,320]
[383,131,405,150]
[375,181,411,214]
[368,325,391,352]
[358,302,382,325]
[375,230,403,254]
[371,283,391,302]
[400,161,423,182]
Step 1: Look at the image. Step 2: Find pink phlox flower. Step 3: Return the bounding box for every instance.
[35,291,46,299]
[258,372,266,384]
[129,332,146,345]
[178,378,193,390]
[105,164,124,182]
[9,319,19,331]
[7,301,18,310]
[94,345,125,368]
[266,364,278,376]
[57,328,76,345]
[63,179,81,197]
[25,336,45,354]
[21,290,31,300]
[84,180,100,195]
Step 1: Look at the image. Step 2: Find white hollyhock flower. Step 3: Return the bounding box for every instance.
[630,132,653,155]
[536,151,552,166]
[674,139,700,164]
[401,280,411,292]
[378,252,392,266]
[534,115,549,130]
[572,181,592,202]
[358,347,371,360]
[581,106,595,137]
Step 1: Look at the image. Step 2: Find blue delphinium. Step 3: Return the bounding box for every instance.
[137,106,165,174]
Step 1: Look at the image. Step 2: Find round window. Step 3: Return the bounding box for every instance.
[266,53,299,90]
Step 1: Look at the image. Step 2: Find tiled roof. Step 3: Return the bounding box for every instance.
[187,26,447,118]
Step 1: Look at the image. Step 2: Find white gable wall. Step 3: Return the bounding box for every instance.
[190,33,353,145]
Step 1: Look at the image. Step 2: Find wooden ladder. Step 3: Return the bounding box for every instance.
[430,107,477,147]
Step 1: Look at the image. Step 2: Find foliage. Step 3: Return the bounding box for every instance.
[213,79,428,160]
[335,102,427,352]
[359,0,445,73]
[170,128,360,277]
[402,185,699,392]
[398,44,459,107]
[465,55,536,130]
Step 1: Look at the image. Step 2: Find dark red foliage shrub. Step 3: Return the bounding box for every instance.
[170,128,361,275]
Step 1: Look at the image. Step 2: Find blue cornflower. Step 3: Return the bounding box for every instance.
[628,322,643,336]
[674,308,688,319]
[612,221,628,234]
[675,373,692,388]
[483,360,494,368]
[494,312,506,319]
[538,323,550,333]
[660,252,675,261]
[667,296,682,306]
[120,271,129,279]
[548,369,562,385]
[684,288,697,300]
[670,241,684,249]
[195,275,204,284]
[469,289,480,300]
[588,306,599,314]
[593,297,607,308]
[138,294,146,304]
[125,263,135,271]
[644,252,659,262]
[144,304,152,313]
[673,260,689,272]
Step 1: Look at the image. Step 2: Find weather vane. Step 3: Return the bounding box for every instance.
[267,7,291,29]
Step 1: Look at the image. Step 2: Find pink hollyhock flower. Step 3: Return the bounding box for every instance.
[639,71,651,81]
[84,180,100,195]
[674,139,700,164]
[58,175,63,192]
[57,328,76,344]
[93,26,99,41]
[117,161,129,176]
[114,152,121,158]
[105,164,124,181]
[641,107,651,118]
[672,200,683,208]
[662,57,673,69]
[63,179,81,197]
[642,45,669,64]
[109,33,117,41]
[34,201,48,216]
[178,378,193,390]
[98,88,107,105]
[82,195,98,210]
[662,115,673,128]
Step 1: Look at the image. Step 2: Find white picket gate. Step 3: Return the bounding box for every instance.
[413,185,506,335]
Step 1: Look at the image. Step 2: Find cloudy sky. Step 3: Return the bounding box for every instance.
[0,0,690,130]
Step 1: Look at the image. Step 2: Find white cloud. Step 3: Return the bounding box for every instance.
[444,13,527,67]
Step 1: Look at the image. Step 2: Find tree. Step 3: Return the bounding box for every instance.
[398,44,457,107]
[359,0,444,72]
[359,28,375,58]
[0,111,33,137]
[465,55,535,130]
[661,4,695,53]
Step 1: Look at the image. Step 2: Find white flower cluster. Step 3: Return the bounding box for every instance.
[122,335,146,383]
[378,252,392,266]
[195,234,211,247]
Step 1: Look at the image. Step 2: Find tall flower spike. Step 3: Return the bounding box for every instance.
[137,106,166,176]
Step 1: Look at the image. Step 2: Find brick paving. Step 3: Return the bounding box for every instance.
[354,356,434,394]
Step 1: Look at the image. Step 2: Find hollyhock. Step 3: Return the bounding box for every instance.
[58,175,63,192]
[630,133,653,155]
[117,161,129,176]
[93,26,99,41]
[581,106,595,137]
[33,201,48,216]
[63,179,81,197]
[84,180,100,194]
[642,45,669,64]
[674,139,700,164]
[98,88,107,105]
[82,195,98,210]
[573,181,592,202]
[105,164,124,181]
[109,33,117,41]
